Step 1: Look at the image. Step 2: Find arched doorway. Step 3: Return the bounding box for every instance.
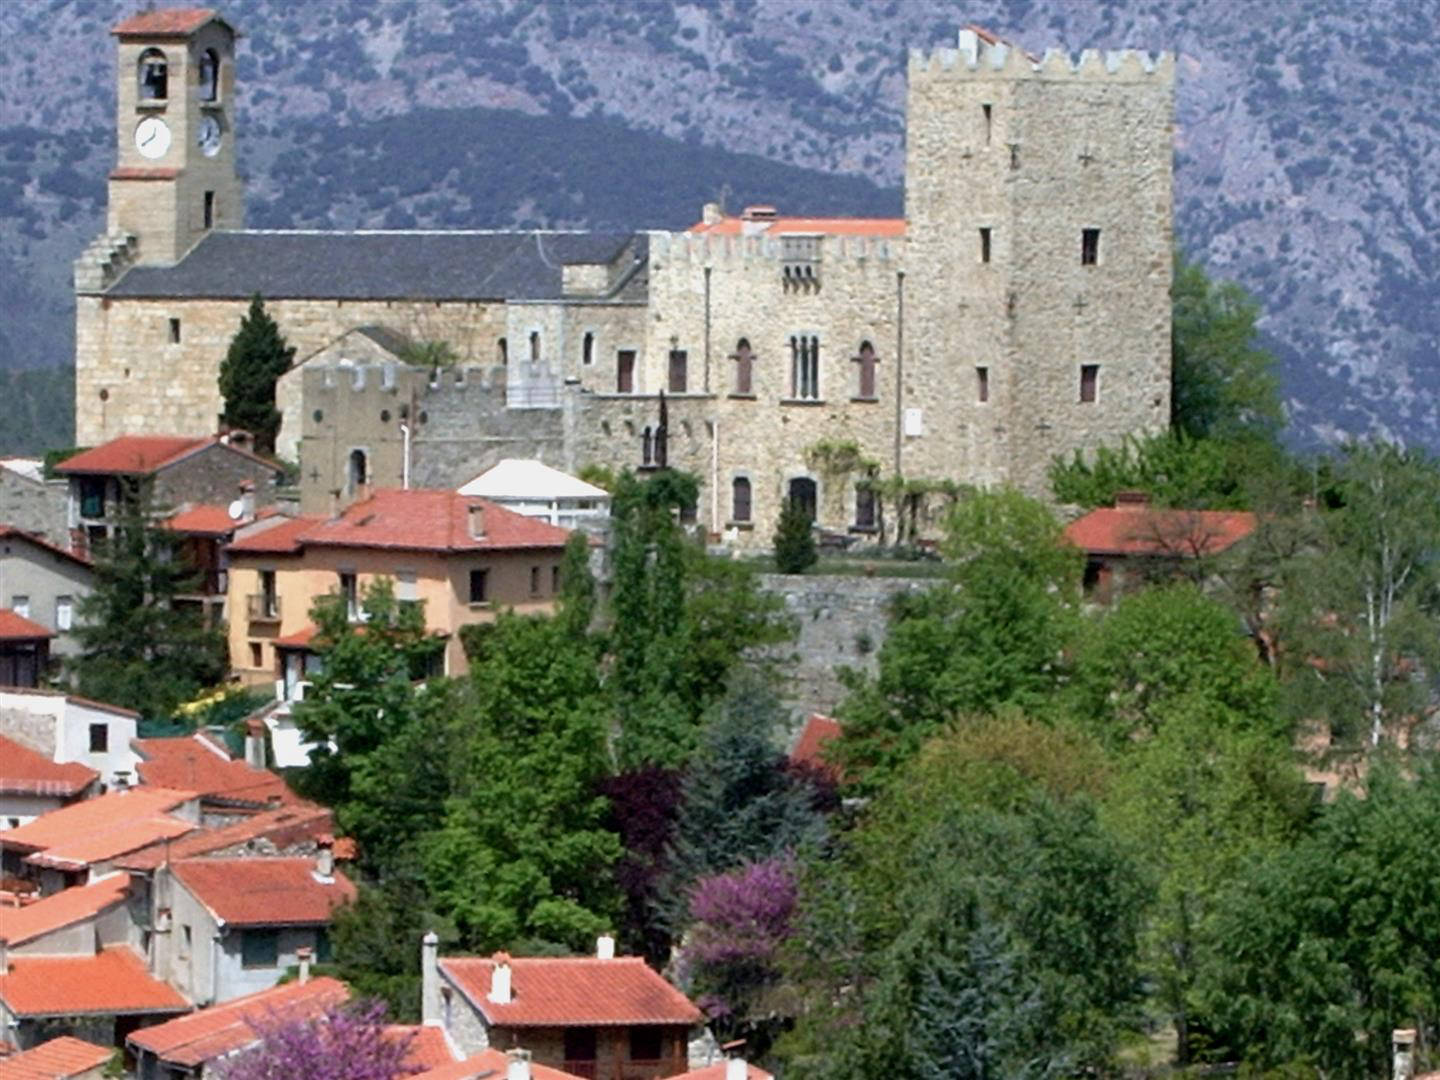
[787,477,817,523]
[347,449,368,495]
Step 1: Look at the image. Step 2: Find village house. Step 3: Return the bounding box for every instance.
[0,611,53,690]
[225,488,571,682]
[0,457,69,550]
[132,732,296,823]
[0,527,94,661]
[0,1034,114,1079]
[0,734,98,829]
[423,934,702,1079]
[0,687,141,795]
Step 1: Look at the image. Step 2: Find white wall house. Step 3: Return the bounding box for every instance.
[458,459,610,533]
[0,688,140,790]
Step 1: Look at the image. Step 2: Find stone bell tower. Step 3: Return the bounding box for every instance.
[89,7,244,275]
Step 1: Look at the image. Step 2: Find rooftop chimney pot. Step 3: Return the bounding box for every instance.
[296,945,313,984]
[1393,1029,1417,1080]
[421,931,441,1025]
[506,1049,532,1080]
[313,836,335,882]
[468,502,486,540]
[596,934,615,960]
[489,952,513,1004]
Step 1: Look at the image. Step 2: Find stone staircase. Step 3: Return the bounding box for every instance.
[73,228,139,293]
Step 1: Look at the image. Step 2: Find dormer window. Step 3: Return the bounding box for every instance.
[139,49,168,101]
[199,49,219,102]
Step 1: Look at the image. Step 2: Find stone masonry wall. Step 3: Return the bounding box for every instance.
[0,473,68,547]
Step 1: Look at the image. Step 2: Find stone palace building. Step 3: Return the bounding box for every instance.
[75,10,1174,542]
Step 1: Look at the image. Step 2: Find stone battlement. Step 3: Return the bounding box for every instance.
[74,229,139,294]
[910,27,1172,81]
[648,230,901,267]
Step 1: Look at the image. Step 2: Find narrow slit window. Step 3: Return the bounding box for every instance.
[979,227,992,264]
[168,318,181,344]
[203,191,215,229]
[1080,364,1099,403]
[497,338,508,366]
[668,349,688,393]
[982,103,992,145]
[529,331,541,362]
[976,366,989,403]
[1081,228,1101,266]
[582,332,594,366]
[1009,144,1020,170]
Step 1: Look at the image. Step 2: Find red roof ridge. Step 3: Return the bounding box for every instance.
[56,435,278,478]
[112,8,231,37]
[115,802,332,871]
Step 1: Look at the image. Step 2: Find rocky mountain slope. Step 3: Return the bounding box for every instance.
[1,0,1435,454]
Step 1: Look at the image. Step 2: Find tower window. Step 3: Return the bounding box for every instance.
[976,366,989,403]
[731,476,752,523]
[497,337,508,366]
[854,340,879,400]
[203,191,215,229]
[529,331,540,362]
[1080,364,1100,403]
[1009,143,1020,170]
[199,49,220,102]
[789,334,820,400]
[979,227,992,264]
[616,350,636,393]
[1081,229,1101,266]
[347,448,367,495]
[731,338,754,396]
[668,349,688,393]
[138,49,168,101]
[982,103,993,145]
[168,318,181,344]
[582,332,594,366]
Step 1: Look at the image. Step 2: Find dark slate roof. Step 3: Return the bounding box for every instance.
[352,325,414,356]
[107,230,646,301]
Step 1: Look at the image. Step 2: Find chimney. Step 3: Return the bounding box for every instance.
[1114,491,1150,510]
[112,770,132,791]
[313,836,335,883]
[296,945,313,985]
[488,952,513,1004]
[0,940,8,975]
[701,201,723,225]
[722,1040,747,1080]
[468,502,486,540]
[329,489,343,520]
[239,480,256,523]
[596,934,615,960]
[266,792,283,809]
[421,931,441,1025]
[1393,1029,1417,1080]
[244,725,265,769]
[506,1049,532,1080]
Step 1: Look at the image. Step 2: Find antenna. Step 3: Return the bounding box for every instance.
[227,498,245,521]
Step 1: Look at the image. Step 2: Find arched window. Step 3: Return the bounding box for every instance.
[732,338,754,396]
[199,49,220,102]
[347,449,368,495]
[854,340,879,399]
[731,476,752,523]
[138,48,168,101]
[788,477,817,523]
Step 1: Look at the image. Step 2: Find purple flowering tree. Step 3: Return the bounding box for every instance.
[218,999,419,1080]
[679,856,798,1054]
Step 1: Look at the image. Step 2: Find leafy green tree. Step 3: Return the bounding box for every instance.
[773,496,817,574]
[422,611,620,952]
[218,294,296,456]
[1069,583,1281,748]
[660,672,827,931]
[1197,761,1440,1075]
[68,482,226,719]
[779,726,1145,1078]
[835,491,1080,789]
[1276,441,1440,746]
[556,530,597,639]
[1171,251,1285,443]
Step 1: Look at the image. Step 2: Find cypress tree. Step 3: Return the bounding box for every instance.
[219,294,295,456]
[773,497,818,574]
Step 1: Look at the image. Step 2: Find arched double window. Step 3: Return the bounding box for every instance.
[789,335,819,400]
[199,49,220,102]
[138,48,168,101]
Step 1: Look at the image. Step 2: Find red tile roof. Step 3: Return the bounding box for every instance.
[170,857,356,926]
[0,873,130,946]
[0,946,190,1017]
[134,735,294,806]
[674,1064,773,1080]
[228,490,571,556]
[0,609,54,641]
[439,956,701,1027]
[411,1049,587,1080]
[0,786,197,869]
[115,803,333,871]
[128,977,348,1065]
[690,216,905,238]
[385,1024,458,1069]
[56,435,275,478]
[111,8,228,36]
[789,714,841,770]
[0,526,92,568]
[0,735,97,798]
[1063,505,1258,558]
[1,1035,113,1080]
[273,624,321,648]
[167,503,243,536]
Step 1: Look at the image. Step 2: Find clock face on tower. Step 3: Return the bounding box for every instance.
[134,116,172,160]
[198,115,223,157]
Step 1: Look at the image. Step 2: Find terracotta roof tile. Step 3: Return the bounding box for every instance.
[111,8,225,36]
[134,735,294,806]
[690,216,905,237]
[167,504,243,536]
[115,803,333,871]
[439,956,701,1027]
[0,786,197,868]
[55,436,208,476]
[0,609,54,640]
[385,1024,458,1069]
[0,735,97,797]
[789,714,841,770]
[0,1035,113,1080]
[128,977,347,1065]
[273,623,320,648]
[0,526,92,568]
[171,857,356,926]
[0,946,190,1017]
[412,1049,587,1080]
[0,872,130,946]
[1063,505,1258,558]
[225,514,326,554]
[674,1064,772,1080]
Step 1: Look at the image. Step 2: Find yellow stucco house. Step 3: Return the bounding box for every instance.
[225,488,572,683]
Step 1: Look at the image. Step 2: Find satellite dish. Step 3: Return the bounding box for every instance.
[227,498,246,521]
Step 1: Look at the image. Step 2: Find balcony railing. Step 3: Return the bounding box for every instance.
[247,593,281,621]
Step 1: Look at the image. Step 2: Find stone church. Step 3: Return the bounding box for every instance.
[75,9,1175,543]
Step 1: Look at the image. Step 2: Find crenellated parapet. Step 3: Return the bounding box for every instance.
[74,229,139,294]
[910,26,1173,82]
[648,231,902,267]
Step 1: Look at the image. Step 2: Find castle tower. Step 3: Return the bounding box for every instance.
[105,7,244,267]
[902,27,1175,495]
